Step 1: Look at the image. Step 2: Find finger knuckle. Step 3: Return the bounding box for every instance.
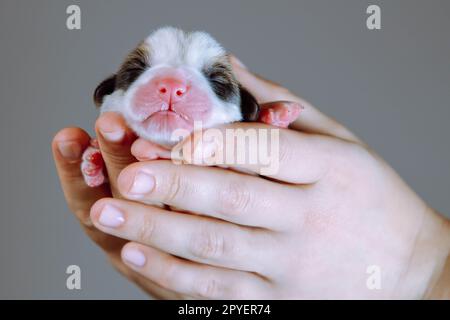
[189,226,231,261]
[218,180,252,217]
[98,146,131,168]
[194,277,221,298]
[136,215,156,243]
[163,169,188,203]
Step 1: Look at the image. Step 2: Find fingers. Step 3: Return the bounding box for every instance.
[52,127,111,225]
[116,160,301,229]
[52,128,184,299]
[131,139,172,161]
[90,198,277,274]
[52,127,129,255]
[95,112,137,196]
[52,127,132,250]
[174,121,334,184]
[121,243,271,299]
[109,253,186,299]
[230,55,361,143]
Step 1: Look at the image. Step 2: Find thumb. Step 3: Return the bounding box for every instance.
[52,127,111,225]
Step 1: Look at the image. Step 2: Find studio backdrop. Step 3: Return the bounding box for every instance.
[0,0,449,299]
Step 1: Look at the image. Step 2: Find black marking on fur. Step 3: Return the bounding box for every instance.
[93,74,116,107]
[203,62,239,105]
[116,45,150,91]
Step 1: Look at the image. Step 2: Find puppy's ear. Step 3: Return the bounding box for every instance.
[239,85,260,122]
[93,74,116,107]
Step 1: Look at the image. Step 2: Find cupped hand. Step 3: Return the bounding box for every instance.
[52,113,186,299]
[87,60,450,299]
[54,58,450,299]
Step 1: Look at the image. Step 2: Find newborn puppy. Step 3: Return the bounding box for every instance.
[82,27,301,187]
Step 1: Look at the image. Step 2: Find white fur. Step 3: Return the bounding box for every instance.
[100,27,242,146]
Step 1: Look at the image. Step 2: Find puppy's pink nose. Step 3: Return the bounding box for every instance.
[157,78,188,103]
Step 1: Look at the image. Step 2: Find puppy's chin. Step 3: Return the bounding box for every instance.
[127,112,195,148]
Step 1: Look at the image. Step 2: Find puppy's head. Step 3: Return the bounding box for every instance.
[94,27,259,147]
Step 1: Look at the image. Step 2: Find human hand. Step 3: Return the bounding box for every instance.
[52,113,188,299]
[87,59,450,299]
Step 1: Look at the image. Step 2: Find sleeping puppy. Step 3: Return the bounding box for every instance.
[82,27,301,187]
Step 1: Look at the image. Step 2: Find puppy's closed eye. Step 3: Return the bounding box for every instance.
[203,60,239,104]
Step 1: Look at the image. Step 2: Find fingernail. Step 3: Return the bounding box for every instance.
[100,129,125,142]
[129,171,155,195]
[57,141,82,161]
[98,204,125,228]
[123,247,146,267]
[232,55,247,69]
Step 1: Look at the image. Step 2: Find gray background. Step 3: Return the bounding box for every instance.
[0,0,449,299]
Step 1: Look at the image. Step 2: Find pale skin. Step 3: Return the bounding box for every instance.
[52,57,450,299]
